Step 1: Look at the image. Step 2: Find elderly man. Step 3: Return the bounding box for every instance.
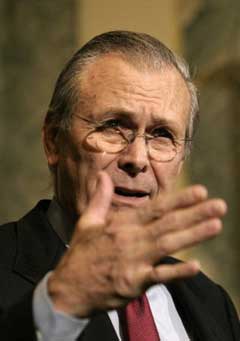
[0,31,239,341]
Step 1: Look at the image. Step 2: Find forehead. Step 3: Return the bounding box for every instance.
[78,54,190,130]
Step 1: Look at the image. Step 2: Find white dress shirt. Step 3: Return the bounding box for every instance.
[33,199,189,340]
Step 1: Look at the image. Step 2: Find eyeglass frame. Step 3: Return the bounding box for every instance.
[73,113,191,162]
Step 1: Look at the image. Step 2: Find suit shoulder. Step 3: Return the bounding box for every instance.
[165,256,232,301]
[0,221,17,268]
[0,221,17,246]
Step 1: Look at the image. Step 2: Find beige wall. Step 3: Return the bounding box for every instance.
[76,0,183,52]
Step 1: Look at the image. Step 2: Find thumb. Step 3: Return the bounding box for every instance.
[80,171,113,229]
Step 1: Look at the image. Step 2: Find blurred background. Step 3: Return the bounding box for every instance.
[0,0,239,312]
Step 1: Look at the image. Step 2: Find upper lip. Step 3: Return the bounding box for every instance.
[114,186,150,197]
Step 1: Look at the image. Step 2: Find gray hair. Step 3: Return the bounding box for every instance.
[45,30,199,153]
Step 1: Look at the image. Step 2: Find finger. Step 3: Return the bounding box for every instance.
[153,218,222,261]
[149,260,201,283]
[79,171,113,229]
[135,185,208,224]
[158,185,208,210]
[149,198,227,237]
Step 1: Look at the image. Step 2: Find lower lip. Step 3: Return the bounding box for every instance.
[112,192,150,207]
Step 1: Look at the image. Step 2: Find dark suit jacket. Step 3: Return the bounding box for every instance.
[0,200,239,340]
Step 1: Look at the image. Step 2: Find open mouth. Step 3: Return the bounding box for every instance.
[114,187,150,198]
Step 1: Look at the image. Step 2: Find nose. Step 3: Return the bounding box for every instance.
[117,136,149,177]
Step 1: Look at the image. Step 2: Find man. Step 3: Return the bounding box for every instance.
[0,31,239,340]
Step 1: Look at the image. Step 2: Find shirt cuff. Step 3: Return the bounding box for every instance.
[33,272,89,341]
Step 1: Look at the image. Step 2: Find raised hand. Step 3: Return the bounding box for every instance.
[48,171,227,317]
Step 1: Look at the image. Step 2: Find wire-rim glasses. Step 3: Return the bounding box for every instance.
[74,114,190,162]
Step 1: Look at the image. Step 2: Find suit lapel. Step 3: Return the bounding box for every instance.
[160,256,230,341]
[13,200,66,284]
[166,278,230,341]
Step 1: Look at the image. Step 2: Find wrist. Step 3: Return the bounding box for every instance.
[47,272,91,318]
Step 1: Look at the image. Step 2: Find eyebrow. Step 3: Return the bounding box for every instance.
[93,109,136,121]
[91,108,182,133]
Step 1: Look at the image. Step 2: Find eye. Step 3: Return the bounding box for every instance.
[96,118,122,130]
[151,127,174,140]
[102,119,121,128]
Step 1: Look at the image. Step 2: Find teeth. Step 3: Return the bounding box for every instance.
[115,187,148,198]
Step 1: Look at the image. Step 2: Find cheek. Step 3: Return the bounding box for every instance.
[92,151,119,169]
[151,159,183,192]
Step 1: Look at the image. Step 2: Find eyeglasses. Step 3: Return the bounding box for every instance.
[74,114,190,162]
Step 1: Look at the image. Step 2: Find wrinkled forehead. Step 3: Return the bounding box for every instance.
[76,54,190,128]
[80,53,185,91]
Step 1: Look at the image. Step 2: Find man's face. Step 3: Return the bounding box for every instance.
[46,54,191,217]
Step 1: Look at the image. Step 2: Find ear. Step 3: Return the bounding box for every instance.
[42,124,59,166]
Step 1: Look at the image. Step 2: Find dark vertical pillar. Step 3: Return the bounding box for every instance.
[0,1,77,223]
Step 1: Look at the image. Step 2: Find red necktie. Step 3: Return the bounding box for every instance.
[119,294,160,340]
